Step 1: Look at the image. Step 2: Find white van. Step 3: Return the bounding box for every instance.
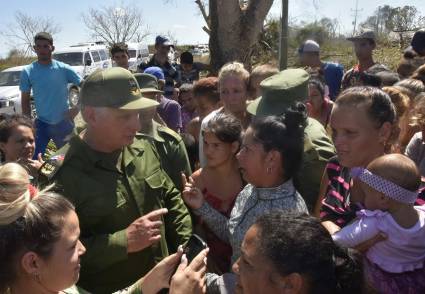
[53,43,111,79]
[126,42,149,71]
[52,43,111,105]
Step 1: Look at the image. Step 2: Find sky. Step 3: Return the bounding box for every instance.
[0,0,424,58]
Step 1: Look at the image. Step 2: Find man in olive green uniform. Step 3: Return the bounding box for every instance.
[41,68,192,293]
[247,68,336,212]
[134,73,192,191]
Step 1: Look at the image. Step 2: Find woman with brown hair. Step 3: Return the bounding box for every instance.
[315,87,398,232]
[188,113,244,274]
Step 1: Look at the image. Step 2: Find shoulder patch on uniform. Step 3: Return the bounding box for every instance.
[39,154,65,181]
[157,125,182,141]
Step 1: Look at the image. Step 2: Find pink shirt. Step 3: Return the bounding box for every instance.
[332,206,425,273]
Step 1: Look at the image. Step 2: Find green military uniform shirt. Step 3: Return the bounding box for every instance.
[297,117,336,212]
[44,134,192,294]
[137,120,192,191]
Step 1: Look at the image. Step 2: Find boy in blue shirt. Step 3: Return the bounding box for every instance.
[20,32,82,158]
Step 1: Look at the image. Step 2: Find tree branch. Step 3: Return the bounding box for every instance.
[195,0,210,28]
[242,0,274,42]
[82,2,147,45]
[202,26,211,34]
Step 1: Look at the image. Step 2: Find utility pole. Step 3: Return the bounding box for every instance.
[376,6,381,34]
[351,0,362,36]
[279,0,289,70]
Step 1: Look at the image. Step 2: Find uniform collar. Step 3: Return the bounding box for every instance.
[149,120,165,142]
[67,132,145,169]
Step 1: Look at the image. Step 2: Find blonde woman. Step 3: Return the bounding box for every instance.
[0,163,208,294]
[199,61,251,167]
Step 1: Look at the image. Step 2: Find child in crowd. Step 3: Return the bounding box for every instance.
[176,51,208,85]
[186,77,221,143]
[188,113,244,274]
[179,83,197,132]
[0,114,43,180]
[382,86,411,153]
[405,93,425,176]
[248,64,278,100]
[332,154,425,293]
[306,78,333,131]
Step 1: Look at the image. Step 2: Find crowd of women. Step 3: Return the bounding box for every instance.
[1,32,425,294]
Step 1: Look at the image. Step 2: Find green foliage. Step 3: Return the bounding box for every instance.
[295,23,329,45]
[0,49,35,71]
[251,17,280,64]
[360,5,424,47]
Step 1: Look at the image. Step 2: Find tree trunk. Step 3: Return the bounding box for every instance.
[208,0,274,73]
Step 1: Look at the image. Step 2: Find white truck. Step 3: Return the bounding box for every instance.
[126,42,150,71]
[53,43,112,106]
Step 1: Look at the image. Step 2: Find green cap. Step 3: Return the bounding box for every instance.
[80,67,159,109]
[134,73,163,94]
[247,68,309,117]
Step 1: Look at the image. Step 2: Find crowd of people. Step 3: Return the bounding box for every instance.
[1,27,425,294]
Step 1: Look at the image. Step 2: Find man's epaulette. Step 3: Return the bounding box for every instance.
[39,154,65,183]
[157,125,182,143]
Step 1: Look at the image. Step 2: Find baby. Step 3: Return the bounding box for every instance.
[332,154,425,293]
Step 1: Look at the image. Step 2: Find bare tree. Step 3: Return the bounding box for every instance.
[1,11,61,55]
[82,1,149,45]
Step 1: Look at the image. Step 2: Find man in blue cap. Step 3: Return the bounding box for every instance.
[139,35,179,98]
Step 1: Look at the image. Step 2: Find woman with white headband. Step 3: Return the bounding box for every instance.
[332,154,425,294]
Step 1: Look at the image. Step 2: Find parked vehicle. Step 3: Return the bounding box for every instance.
[126,42,149,71]
[0,63,79,115]
[0,66,25,115]
[53,43,111,78]
[53,43,111,106]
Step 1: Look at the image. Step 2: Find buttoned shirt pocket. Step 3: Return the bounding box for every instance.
[77,176,140,235]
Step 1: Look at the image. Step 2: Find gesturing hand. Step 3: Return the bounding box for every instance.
[126,208,168,253]
[170,248,209,294]
[181,173,204,210]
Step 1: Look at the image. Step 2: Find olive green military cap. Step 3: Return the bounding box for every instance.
[80,67,158,109]
[134,73,163,94]
[247,68,310,117]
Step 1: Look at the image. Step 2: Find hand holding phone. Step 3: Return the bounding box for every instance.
[183,234,208,263]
